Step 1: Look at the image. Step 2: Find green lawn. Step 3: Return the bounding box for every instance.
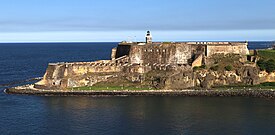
[69,86,155,91]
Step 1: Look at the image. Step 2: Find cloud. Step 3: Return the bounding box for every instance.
[0,30,275,42]
[1,17,275,33]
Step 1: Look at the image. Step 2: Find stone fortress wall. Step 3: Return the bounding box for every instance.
[127,43,192,65]
[115,41,249,66]
[35,31,251,89]
[204,42,249,57]
[35,58,129,89]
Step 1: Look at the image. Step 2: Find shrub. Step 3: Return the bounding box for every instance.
[193,66,200,71]
[210,65,219,71]
[261,82,275,86]
[200,65,207,69]
[193,65,207,71]
[258,50,275,61]
[257,59,275,73]
[266,59,275,73]
[193,66,198,69]
[257,59,266,71]
[225,65,233,71]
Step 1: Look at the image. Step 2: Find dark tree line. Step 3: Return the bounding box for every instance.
[257,59,275,73]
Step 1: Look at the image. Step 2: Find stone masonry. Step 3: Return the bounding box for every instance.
[35,31,251,89]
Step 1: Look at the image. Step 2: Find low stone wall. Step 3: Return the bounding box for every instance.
[5,87,275,99]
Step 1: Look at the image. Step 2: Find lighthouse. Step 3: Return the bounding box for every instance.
[145,31,152,44]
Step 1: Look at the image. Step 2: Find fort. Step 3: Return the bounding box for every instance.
[5,31,275,97]
[33,31,272,90]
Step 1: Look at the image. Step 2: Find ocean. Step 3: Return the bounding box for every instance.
[0,42,275,135]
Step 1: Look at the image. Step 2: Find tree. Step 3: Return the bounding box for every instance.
[257,59,266,71]
[266,59,275,73]
[257,59,275,73]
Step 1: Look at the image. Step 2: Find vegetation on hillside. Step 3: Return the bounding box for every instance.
[193,65,207,71]
[257,50,275,73]
[70,76,154,90]
[207,54,242,72]
[214,82,275,90]
[224,65,233,71]
[210,65,219,71]
[258,50,275,61]
[257,59,275,73]
[72,86,153,91]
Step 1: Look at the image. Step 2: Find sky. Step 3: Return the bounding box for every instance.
[0,0,275,42]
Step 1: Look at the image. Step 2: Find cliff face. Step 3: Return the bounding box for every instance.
[139,66,266,90]
[259,71,275,83]
[193,66,260,89]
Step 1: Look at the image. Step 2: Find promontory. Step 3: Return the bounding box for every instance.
[6,31,275,97]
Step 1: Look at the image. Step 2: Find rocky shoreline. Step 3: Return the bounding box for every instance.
[4,85,275,99]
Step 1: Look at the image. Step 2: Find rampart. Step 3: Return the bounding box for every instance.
[205,42,249,57]
[35,41,251,90]
[35,59,128,89]
[128,43,192,65]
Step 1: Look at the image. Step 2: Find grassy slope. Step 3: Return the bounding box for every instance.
[72,86,154,91]
[258,50,275,61]
[70,77,154,91]
[206,54,242,72]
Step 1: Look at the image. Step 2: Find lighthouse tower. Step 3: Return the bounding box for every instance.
[145,31,152,44]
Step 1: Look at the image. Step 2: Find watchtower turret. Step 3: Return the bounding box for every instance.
[146,31,152,44]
